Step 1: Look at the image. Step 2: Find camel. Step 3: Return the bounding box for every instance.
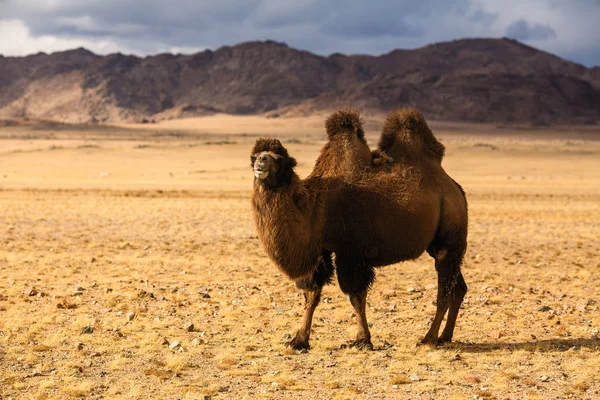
[251,108,468,350]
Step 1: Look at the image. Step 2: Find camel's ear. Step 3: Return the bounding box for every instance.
[273,154,296,169]
[325,108,364,139]
[285,156,297,169]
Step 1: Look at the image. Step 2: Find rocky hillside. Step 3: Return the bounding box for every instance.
[1,38,599,124]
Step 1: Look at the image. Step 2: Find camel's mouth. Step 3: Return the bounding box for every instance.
[254,168,269,179]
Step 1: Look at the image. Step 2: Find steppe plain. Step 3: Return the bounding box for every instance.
[1,114,599,399]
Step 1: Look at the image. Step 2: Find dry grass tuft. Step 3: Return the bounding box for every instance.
[61,381,94,397]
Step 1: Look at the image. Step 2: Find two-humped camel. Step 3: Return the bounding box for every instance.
[251,108,468,349]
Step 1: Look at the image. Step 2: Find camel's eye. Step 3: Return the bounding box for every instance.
[250,155,257,166]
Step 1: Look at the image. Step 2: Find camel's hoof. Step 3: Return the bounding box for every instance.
[287,335,310,351]
[437,336,453,345]
[418,336,439,346]
[350,338,373,351]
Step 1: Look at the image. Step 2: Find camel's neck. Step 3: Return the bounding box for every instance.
[251,174,324,280]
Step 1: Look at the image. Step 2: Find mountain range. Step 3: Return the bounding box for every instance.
[1,37,599,125]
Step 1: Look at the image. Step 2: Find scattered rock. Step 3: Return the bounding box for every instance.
[537,305,552,312]
[282,333,292,340]
[56,301,77,309]
[159,337,169,346]
[409,373,420,382]
[202,293,211,299]
[490,330,502,339]
[169,340,180,350]
[540,375,550,382]
[407,287,418,293]
[184,323,194,332]
[76,343,84,351]
[576,299,594,312]
[425,284,436,290]
[450,354,462,362]
[464,376,481,384]
[126,312,136,321]
[137,290,155,299]
[81,326,94,334]
[191,338,204,346]
[32,370,42,377]
[23,287,38,296]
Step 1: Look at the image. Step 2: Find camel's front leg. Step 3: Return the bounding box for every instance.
[289,287,321,350]
[288,251,334,350]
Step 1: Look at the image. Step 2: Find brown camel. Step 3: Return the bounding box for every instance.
[251,108,468,350]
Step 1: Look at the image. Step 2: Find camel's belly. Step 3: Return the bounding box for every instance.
[324,184,440,266]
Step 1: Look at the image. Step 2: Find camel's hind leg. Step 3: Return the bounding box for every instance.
[288,250,334,350]
[421,248,466,345]
[439,272,467,343]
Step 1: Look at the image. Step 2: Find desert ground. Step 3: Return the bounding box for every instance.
[1,115,599,399]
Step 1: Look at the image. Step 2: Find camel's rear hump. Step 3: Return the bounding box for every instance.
[378,108,445,163]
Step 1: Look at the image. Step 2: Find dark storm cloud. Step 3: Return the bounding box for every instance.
[0,0,468,45]
[505,19,556,41]
[469,9,497,25]
[0,0,599,66]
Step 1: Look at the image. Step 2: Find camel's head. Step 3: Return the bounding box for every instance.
[325,108,365,141]
[251,138,297,187]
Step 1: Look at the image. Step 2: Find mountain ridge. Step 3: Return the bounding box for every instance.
[1,37,599,125]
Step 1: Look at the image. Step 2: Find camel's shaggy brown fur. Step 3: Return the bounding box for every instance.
[251,108,468,350]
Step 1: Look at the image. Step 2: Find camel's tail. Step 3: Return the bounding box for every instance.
[325,108,365,140]
[378,108,445,163]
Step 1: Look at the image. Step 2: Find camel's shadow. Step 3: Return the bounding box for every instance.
[440,337,600,353]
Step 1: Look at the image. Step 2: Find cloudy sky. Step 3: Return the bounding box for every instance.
[1,0,599,66]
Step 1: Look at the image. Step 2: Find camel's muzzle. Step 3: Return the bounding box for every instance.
[253,158,269,179]
[254,168,269,179]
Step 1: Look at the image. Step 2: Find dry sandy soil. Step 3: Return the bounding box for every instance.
[1,115,599,399]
